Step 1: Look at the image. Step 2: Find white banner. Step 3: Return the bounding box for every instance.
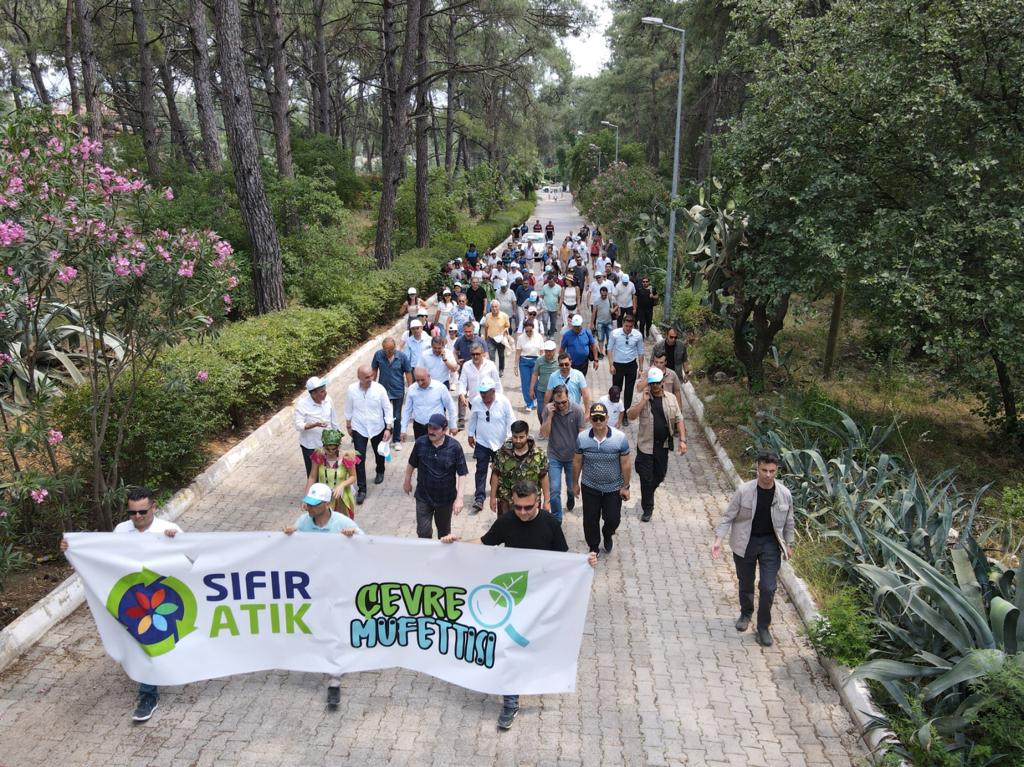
[65,532,594,695]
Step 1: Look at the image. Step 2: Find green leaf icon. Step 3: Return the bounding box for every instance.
[490,570,528,608]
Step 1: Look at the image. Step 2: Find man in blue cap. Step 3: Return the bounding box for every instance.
[403,412,468,538]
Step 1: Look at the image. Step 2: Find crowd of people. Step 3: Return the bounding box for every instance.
[62,211,795,732]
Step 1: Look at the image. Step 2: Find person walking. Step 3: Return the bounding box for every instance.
[559,315,598,377]
[489,421,550,516]
[515,319,543,410]
[60,487,182,722]
[540,273,563,338]
[652,327,690,383]
[539,384,585,523]
[305,428,357,518]
[419,335,459,388]
[401,319,431,367]
[281,482,362,707]
[607,314,644,417]
[293,375,338,479]
[626,368,686,523]
[466,276,487,322]
[403,287,426,329]
[612,273,637,327]
[711,451,795,647]
[544,353,591,413]
[635,276,658,338]
[573,403,631,557]
[440,480,597,729]
[640,350,684,411]
[451,294,475,334]
[495,280,518,333]
[344,365,394,504]
[468,380,514,513]
[530,340,560,427]
[404,413,468,539]
[482,299,512,375]
[591,284,614,359]
[400,367,457,441]
[372,337,413,452]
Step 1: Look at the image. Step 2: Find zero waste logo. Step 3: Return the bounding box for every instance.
[105,568,197,656]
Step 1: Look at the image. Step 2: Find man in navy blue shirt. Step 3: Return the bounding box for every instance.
[372,337,413,450]
[560,314,598,376]
[403,413,468,538]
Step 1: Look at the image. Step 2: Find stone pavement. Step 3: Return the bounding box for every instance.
[0,195,866,767]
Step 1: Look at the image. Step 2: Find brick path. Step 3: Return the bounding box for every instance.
[0,195,865,767]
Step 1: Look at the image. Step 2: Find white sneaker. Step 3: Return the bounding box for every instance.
[393,442,403,452]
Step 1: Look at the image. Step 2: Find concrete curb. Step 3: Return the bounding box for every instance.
[0,311,413,675]
[652,325,895,761]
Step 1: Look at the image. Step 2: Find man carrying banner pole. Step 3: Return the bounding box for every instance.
[59,486,182,723]
[441,480,597,730]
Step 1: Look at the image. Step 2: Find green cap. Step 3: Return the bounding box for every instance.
[321,429,343,446]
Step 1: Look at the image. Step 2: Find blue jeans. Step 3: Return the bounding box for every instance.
[596,321,613,347]
[473,444,495,504]
[518,357,537,408]
[547,455,573,523]
[502,694,519,711]
[139,683,158,700]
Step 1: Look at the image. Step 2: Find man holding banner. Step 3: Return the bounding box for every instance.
[59,486,181,723]
[441,480,597,730]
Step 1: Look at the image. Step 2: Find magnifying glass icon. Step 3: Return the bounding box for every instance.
[467,583,530,647]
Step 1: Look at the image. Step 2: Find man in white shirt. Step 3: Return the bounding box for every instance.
[294,375,338,479]
[607,314,645,415]
[419,335,458,388]
[468,380,514,513]
[60,486,182,723]
[590,272,609,306]
[458,342,502,419]
[613,274,637,326]
[344,365,395,504]
[594,253,610,276]
[401,367,457,440]
[401,319,431,366]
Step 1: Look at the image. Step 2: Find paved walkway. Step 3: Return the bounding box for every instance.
[0,196,865,766]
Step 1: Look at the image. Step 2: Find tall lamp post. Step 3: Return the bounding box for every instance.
[642,16,686,325]
[600,120,619,163]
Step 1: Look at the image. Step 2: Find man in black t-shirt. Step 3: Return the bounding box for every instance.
[441,480,596,730]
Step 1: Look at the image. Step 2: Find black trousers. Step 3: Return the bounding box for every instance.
[612,359,639,411]
[413,421,428,440]
[301,445,316,479]
[416,499,453,539]
[636,306,654,338]
[581,484,622,553]
[734,535,782,630]
[352,429,386,491]
[635,447,669,515]
[473,444,495,504]
[389,397,404,443]
[572,359,589,377]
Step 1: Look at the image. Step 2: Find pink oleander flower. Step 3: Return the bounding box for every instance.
[56,265,77,283]
[48,250,61,262]
[195,370,209,383]
[222,294,232,306]
[177,260,194,278]
[162,187,174,201]
[30,488,48,504]
[227,275,239,289]
[0,352,13,365]
[47,429,63,445]
[6,176,24,195]
[132,262,146,277]
[0,219,26,246]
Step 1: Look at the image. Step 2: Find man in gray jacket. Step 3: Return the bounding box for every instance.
[710,451,795,647]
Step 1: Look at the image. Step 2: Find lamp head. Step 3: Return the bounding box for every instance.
[641,16,664,26]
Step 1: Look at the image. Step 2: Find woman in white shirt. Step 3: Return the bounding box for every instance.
[514,318,544,411]
[435,288,455,330]
[561,274,580,327]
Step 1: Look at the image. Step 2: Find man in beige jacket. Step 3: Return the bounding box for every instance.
[711,451,795,647]
[626,367,686,522]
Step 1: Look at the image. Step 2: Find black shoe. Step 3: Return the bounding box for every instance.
[471,502,482,515]
[641,511,652,522]
[374,472,384,485]
[603,537,613,554]
[756,627,774,646]
[356,489,366,505]
[622,415,629,427]
[566,495,576,511]
[327,685,340,707]
[132,694,158,722]
[497,705,519,730]
[735,614,751,632]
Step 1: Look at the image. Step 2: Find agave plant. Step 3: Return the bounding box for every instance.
[1,300,125,411]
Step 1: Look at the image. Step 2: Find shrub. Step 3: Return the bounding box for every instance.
[671,287,711,331]
[290,129,367,207]
[805,588,874,667]
[963,661,1024,763]
[692,329,743,377]
[983,484,1024,523]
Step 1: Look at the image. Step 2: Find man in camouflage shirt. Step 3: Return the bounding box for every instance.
[489,420,551,516]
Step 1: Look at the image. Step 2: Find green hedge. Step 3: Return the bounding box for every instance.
[57,199,534,491]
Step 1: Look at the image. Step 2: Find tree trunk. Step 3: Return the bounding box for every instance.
[733,293,790,392]
[413,0,431,248]
[313,0,330,133]
[646,71,660,167]
[159,60,197,170]
[130,0,161,178]
[8,54,24,109]
[74,0,103,139]
[429,94,441,167]
[373,0,423,267]
[25,49,50,105]
[443,10,456,185]
[213,0,286,314]
[991,352,1019,436]
[189,0,222,169]
[264,0,294,177]
[64,0,81,115]
[822,284,845,379]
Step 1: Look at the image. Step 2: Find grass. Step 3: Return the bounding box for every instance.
[690,297,1024,496]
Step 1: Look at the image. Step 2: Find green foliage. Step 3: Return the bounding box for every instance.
[983,485,1024,524]
[963,661,1024,763]
[805,589,874,668]
[394,167,462,253]
[692,329,742,377]
[289,129,367,207]
[671,287,711,331]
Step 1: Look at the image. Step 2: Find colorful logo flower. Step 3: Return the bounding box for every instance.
[105,568,197,657]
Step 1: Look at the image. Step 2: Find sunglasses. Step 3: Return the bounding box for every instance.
[127,507,152,517]
[558,363,571,368]
[591,415,606,422]
[667,335,678,341]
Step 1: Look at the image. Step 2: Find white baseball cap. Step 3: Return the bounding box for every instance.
[407,287,417,294]
[542,339,557,351]
[571,314,584,327]
[305,376,328,391]
[478,379,496,393]
[303,483,332,505]
[448,322,459,331]
[647,368,665,383]
[409,319,423,329]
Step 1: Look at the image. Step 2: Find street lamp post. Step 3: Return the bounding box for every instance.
[600,120,619,163]
[642,16,686,325]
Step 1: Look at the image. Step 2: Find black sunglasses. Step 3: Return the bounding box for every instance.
[591,415,606,422]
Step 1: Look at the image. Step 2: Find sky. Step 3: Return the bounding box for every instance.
[563,0,613,78]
